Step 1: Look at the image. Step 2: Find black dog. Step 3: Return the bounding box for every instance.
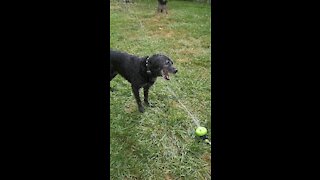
[157,0,168,14]
[110,49,178,113]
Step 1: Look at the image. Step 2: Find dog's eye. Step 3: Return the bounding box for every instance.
[166,60,171,64]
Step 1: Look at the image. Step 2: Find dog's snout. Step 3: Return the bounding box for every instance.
[174,69,178,73]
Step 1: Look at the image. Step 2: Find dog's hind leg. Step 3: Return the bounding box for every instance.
[110,66,118,91]
[110,67,118,81]
[110,73,117,81]
[132,86,144,113]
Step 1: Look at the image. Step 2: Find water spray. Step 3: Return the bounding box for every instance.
[167,87,211,145]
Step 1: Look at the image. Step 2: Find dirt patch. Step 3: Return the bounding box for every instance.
[143,16,177,39]
[124,101,136,113]
[202,152,211,164]
[165,173,174,180]
[175,58,190,63]
[147,28,175,39]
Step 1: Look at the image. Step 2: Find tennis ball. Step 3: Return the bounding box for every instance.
[195,126,208,136]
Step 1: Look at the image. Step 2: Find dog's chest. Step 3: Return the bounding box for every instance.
[141,78,156,87]
[149,77,157,82]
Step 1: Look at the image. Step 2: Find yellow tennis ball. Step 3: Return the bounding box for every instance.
[195,127,208,136]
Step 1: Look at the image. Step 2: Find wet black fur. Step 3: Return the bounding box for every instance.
[110,49,177,113]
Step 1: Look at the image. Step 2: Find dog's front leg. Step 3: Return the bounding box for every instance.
[132,86,144,113]
[143,86,150,106]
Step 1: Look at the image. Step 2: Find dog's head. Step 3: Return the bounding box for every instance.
[144,54,178,80]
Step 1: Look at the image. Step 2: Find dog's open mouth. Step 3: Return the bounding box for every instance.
[161,69,170,80]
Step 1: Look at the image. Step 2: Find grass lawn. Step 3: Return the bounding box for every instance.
[110,0,211,179]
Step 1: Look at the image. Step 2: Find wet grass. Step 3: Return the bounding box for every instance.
[110,0,211,179]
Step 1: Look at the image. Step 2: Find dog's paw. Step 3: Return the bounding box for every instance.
[144,101,150,106]
[138,106,145,113]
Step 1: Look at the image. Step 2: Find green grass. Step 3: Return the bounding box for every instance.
[110,0,211,179]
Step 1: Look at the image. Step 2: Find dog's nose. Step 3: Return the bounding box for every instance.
[174,69,178,73]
